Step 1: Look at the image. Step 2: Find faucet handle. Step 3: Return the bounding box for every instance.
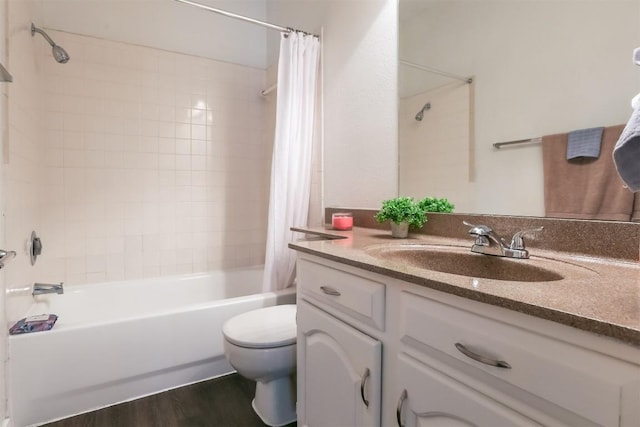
[462,221,493,235]
[463,221,494,246]
[510,227,544,250]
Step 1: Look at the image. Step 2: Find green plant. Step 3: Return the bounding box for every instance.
[374,197,427,229]
[418,197,455,213]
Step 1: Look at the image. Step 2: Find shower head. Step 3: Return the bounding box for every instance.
[31,23,70,64]
[415,102,431,121]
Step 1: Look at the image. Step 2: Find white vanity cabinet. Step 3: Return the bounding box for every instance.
[398,291,640,427]
[297,300,382,427]
[296,257,385,427]
[295,253,640,427]
[395,352,541,427]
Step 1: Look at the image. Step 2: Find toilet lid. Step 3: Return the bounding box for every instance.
[223,304,297,349]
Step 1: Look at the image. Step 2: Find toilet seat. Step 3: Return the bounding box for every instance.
[223,304,296,349]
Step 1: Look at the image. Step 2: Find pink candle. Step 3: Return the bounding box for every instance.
[332,213,353,230]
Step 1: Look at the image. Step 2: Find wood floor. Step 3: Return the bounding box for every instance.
[44,374,297,427]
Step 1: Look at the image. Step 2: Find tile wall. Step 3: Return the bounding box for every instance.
[10,29,271,294]
[398,80,474,213]
[37,30,271,286]
[5,2,44,321]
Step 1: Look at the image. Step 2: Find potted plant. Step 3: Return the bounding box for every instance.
[374,197,427,238]
[418,197,455,213]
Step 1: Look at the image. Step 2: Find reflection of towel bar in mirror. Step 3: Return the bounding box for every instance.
[493,137,542,150]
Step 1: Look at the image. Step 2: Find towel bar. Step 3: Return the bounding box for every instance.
[493,137,542,149]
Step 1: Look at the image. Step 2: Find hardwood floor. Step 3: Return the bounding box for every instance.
[44,374,297,427]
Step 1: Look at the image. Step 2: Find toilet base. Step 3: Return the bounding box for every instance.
[252,375,297,426]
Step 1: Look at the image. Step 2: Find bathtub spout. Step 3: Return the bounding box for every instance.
[33,282,64,296]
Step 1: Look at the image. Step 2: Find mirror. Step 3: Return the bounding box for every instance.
[399,0,640,219]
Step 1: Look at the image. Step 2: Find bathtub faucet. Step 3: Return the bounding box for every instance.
[32,282,64,296]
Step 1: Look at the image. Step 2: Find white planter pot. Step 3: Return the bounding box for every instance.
[391,221,409,238]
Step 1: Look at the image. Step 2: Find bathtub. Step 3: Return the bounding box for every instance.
[9,266,296,427]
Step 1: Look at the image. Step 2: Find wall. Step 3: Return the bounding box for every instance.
[33,30,270,289]
[322,0,397,208]
[399,80,473,213]
[0,0,7,420]
[267,0,398,210]
[400,1,640,216]
[39,0,269,69]
[4,0,44,328]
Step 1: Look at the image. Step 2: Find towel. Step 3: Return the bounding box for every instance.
[613,104,640,192]
[543,124,636,221]
[566,127,603,159]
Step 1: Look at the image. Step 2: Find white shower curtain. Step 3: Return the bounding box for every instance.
[262,31,320,292]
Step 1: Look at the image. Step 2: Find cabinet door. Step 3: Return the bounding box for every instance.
[297,300,382,427]
[396,353,541,427]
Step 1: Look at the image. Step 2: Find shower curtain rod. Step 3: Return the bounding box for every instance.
[400,60,472,84]
[174,0,318,38]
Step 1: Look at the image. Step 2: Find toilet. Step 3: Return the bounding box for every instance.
[222,304,297,426]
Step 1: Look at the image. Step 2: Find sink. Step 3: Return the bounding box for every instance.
[365,244,564,282]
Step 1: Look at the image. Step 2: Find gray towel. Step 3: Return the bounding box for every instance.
[613,106,640,192]
[566,127,604,159]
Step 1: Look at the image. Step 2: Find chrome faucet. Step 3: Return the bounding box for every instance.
[463,221,543,259]
[32,282,64,296]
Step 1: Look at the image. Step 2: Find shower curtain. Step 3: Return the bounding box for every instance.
[262,31,320,292]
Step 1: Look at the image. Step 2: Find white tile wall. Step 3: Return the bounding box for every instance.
[5,1,45,321]
[23,30,271,288]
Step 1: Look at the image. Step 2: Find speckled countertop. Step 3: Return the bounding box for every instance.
[289,226,640,347]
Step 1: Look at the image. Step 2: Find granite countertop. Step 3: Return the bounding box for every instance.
[289,226,640,347]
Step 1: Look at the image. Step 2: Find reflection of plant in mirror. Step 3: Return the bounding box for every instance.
[375,197,427,229]
[418,197,454,213]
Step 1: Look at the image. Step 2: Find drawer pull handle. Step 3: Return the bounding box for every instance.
[396,389,407,427]
[455,343,512,369]
[320,286,341,296]
[360,368,370,407]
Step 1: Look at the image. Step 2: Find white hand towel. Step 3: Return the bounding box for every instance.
[613,103,640,192]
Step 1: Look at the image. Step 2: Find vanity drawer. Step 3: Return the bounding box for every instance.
[399,291,640,427]
[297,258,385,330]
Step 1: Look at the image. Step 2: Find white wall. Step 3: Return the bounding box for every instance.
[37,0,270,69]
[400,0,640,216]
[0,0,7,420]
[268,0,398,210]
[322,0,397,208]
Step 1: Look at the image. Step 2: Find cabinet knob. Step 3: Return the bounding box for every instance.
[396,389,407,427]
[455,343,512,369]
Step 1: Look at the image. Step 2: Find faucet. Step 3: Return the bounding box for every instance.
[463,221,543,259]
[32,282,64,296]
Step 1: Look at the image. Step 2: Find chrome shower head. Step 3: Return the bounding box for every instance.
[52,45,70,64]
[31,23,70,64]
[415,102,431,121]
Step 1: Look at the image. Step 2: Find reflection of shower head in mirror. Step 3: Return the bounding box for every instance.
[415,102,431,121]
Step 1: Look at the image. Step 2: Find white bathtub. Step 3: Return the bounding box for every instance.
[9,266,296,427]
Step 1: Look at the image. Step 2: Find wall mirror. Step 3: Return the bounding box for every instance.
[398,0,640,219]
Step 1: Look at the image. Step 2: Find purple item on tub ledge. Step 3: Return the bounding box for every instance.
[9,314,58,335]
